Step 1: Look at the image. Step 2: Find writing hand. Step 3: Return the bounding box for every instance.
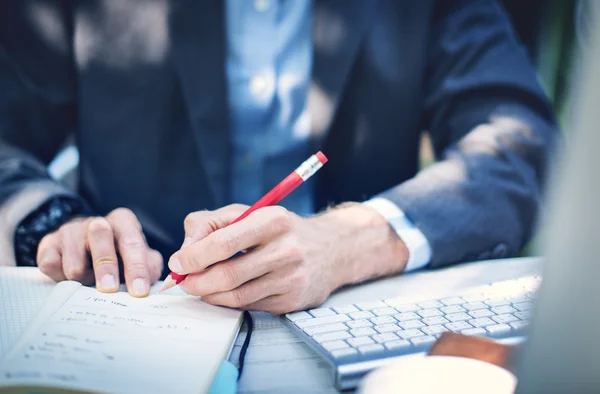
[37,208,163,297]
[169,203,409,314]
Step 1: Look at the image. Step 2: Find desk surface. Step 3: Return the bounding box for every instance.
[234,257,543,394]
[0,257,543,393]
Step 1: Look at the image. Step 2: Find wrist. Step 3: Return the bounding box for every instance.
[311,202,409,290]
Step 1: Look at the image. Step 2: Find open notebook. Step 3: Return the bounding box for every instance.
[0,280,243,394]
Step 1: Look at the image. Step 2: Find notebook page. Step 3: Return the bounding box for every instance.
[0,284,242,394]
[0,267,55,358]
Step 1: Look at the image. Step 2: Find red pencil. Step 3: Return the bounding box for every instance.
[156,151,328,293]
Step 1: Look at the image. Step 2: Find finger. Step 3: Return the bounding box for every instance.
[107,208,151,297]
[182,204,249,247]
[60,220,91,282]
[201,271,286,309]
[147,249,164,284]
[171,206,293,274]
[37,232,66,282]
[180,245,284,296]
[86,217,120,293]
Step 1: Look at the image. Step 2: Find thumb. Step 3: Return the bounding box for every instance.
[182,204,249,248]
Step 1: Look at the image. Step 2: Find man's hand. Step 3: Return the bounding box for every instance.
[169,203,409,313]
[37,208,163,297]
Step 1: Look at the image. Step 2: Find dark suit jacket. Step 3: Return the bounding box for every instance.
[0,0,557,270]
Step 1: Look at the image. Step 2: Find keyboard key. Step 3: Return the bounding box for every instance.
[468,318,495,328]
[322,340,349,351]
[508,296,529,304]
[313,331,352,343]
[372,333,399,343]
[349,311,375,320]
[463,302,487,311]
[468,309,495,319]
[510,321,529,331]
[421,325,448,336]
[399,320,426,329]
[492,314,519,324]
[445,321,473,332]
[347,336,375,347]
[491,305,517,315]
[410,336,437,347]
[286,311,312,322]
[349,327,377,337]
[296,314,350,328]
[515,311,532,320]
[397,329,424,339]
[394,312,421,321]
[309,308,336,317]
[422,316,449,326]
[440,297,464,306]
[514,302,535,311]
[356,301,388,311]
[346,319,372,329]
[486,324,511,336]
[417,308,443,318]
[374,324,400,333]
[418,300,443,309]
[446,313,471,322]
[462,327,487,336]
[331,348,358,359]
[358,344,385,354]
[391,303,421,313]
[485,298,511,307]
[370,316,396,325]
[440,305,466,314]
[372,307,397,316]
[462,293,487,302]
[333,305,359,314]
[385,340,412,350]
[304,323,348,336]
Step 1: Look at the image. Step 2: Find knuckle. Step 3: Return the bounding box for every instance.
[66,265,86,280]
[93,255,117,267]
[219,264,238,288]
[184,212,200,231]
[110,207,136,221]
[285,239,304,262]
[214,232,238,257]
[230,288,247,308]
[268,207,293,233]
[181,251,203,272]
[118,234,146,249]
[290,270,308,289]
[87,217,113,235]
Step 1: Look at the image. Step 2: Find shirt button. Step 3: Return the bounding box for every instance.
[250,74,268,97]
[254,0,270,12]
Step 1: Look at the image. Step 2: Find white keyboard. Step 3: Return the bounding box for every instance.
[282,276,540,390]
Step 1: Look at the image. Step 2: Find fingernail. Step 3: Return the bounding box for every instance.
[131,278,150,297]
[181,237,193,248]
[169,257,183,274]
[100,274,118,292]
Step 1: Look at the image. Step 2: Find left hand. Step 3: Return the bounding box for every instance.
[168,203,409,313]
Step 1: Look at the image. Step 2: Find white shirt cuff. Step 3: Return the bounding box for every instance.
[363,197,432,272]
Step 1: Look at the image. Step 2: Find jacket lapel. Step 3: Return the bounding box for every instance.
[309,0,378,143]
[169,0,230,207]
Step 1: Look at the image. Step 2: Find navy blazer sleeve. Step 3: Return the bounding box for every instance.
[379,0,558,267]
[0,2,82,261]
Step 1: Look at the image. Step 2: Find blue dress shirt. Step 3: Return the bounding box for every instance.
[224,0,431,271]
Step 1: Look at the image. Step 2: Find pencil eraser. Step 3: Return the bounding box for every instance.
[315,151,328,164]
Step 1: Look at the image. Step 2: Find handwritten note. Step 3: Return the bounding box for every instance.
[0,282,243,394]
